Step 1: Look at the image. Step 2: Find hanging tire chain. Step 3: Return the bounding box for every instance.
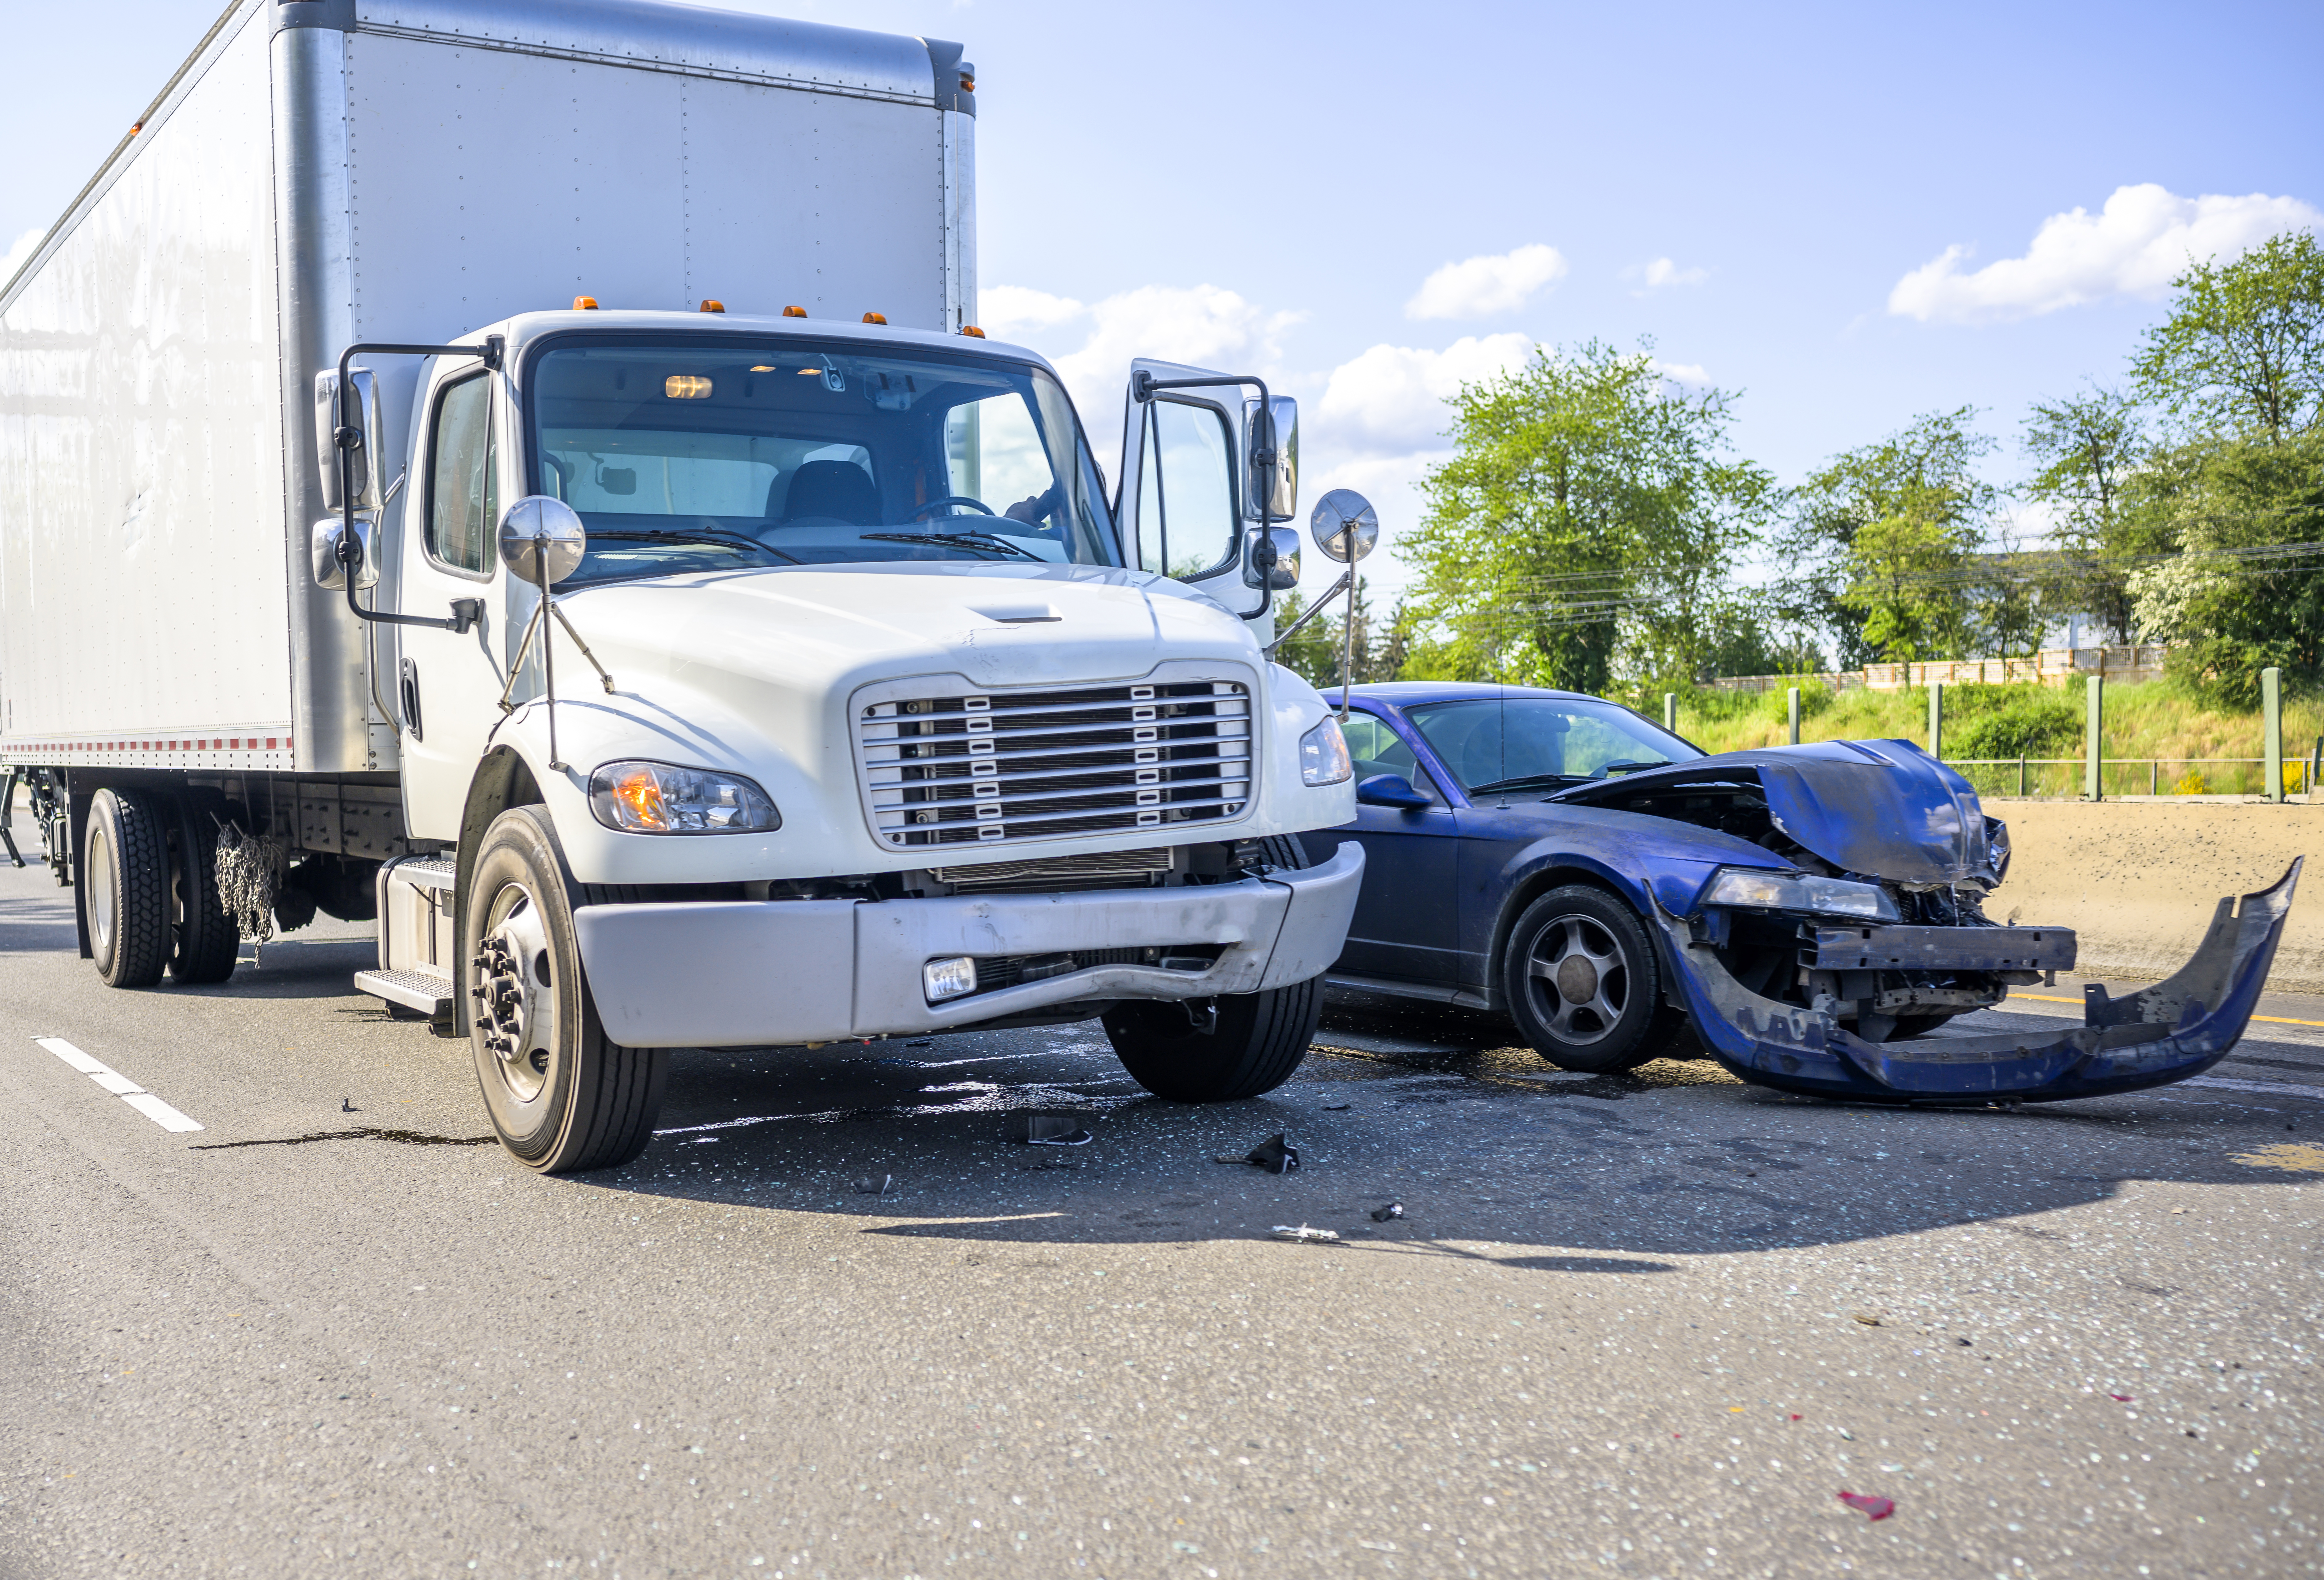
[213,823,285,945]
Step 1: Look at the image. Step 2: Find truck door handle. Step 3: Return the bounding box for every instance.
[399,658,424,741]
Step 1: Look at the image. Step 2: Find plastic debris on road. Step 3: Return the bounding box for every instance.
[1370,1201,1405,1222]
[854,1175,891,1196]
[1022,1116,1093,1146]
[1246,1133,1300,1174]
[1271,1224,1338,1243]
[1852,1313,1882,1326]
[1836,1491,1894,1521]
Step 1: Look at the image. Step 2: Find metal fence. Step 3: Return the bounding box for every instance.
[1941,758,2304,800]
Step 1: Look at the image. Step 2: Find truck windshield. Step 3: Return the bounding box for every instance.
[526,338,1120,584]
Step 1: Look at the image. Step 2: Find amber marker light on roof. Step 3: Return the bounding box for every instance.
[782,306,808,318]
[861,312,888,325]
[698,299,725,313]
[665,375,713,399]
[959,325,985,337]
[750,365,776,372]
[795,367,821,375]
[573,295,600,309]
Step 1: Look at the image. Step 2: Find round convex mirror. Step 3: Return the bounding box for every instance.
[1310,489,1379,564]
[498,496,587,584]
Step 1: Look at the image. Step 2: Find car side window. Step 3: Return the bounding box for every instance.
[1341,712,1443,803]
[427,373,498,575]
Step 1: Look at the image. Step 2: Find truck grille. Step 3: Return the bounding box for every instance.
[856,677,1255,850]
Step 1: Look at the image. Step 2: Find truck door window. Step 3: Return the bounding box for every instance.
[1136,398,1237,579]
[427,373,498,576]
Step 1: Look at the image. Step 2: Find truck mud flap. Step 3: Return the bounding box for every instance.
[1653,859,2302,1104]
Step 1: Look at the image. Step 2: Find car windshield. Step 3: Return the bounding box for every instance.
[1402,696,1701,792]
[526,338,1120,585]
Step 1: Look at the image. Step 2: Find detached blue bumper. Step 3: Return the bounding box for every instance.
[1654,860,2303,1104]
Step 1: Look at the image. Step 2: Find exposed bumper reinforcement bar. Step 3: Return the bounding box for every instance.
[571,841,1365,1048]
[1658,859,2302,1103]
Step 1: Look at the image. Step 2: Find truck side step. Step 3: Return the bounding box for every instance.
[355,968,455,1017]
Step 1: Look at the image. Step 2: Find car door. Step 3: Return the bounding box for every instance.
[1318,706,1464,985]
[391,361,524,843]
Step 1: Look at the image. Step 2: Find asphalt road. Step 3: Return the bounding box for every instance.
[1,817,2318,1579]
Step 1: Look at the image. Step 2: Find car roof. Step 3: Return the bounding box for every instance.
[1322,681,1604,707]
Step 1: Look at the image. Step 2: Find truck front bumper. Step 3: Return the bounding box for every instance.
[572,842,1364,1048]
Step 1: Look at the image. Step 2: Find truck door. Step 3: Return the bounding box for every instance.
[392,362,517,843]
[1114,359,1292,617]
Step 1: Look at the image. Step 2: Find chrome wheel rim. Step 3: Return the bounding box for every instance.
[87,822,117,957]
[474,882,557,1103]
[1524,913,1628,1047]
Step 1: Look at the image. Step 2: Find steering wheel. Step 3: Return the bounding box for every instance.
[908,495,997,521]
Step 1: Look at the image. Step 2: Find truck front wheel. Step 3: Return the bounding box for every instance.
[1100,836,1322,1103]
[464,807,668,1174]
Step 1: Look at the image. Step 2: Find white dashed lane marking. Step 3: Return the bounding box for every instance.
[34,1037,205,1132]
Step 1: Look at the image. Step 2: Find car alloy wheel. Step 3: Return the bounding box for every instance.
[1524,913,1629,1046]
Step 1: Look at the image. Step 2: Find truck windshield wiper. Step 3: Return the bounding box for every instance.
[1467,772,1585,795]
[586,528,801,564]
[858,530,1040,561]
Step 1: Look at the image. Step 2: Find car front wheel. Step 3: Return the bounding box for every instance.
[1503,884,1667,1074]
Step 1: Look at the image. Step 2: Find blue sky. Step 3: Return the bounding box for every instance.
[6,0,2320,599]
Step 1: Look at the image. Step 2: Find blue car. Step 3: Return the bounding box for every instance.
[1299,682,2300,1104]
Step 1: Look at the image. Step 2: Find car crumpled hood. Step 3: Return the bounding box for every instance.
[1550,739,1995,888]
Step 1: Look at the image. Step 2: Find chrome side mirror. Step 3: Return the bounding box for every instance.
[498,496,587,585]
[1243,526,1301,590]
[315,367,383,511]
[1243,396,1298,522]
[1310,488,1378,563]
[310,516,378,590]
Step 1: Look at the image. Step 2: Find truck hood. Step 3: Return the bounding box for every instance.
[1549,738,1997,888]
[558,561,1260,691]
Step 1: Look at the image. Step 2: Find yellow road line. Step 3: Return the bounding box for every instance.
[2014,992,2324,1029]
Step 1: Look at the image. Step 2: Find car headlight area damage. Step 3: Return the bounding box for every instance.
[1553,739,2304,1103]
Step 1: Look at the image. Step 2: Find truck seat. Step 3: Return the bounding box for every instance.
[779,461,879,525]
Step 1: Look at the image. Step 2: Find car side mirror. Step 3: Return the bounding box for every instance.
[498,496,587,585]
[1355,773,1431,810]
[315,367,383,511]
[1243,396,1297,522]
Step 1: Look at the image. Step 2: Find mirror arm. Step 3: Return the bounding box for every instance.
[332,337,502,632]
[1262,568,1350,658]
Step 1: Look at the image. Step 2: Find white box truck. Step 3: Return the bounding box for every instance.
[0,0,1371,1172]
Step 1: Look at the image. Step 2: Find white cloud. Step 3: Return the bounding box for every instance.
[1627,256,1709,291]
[1404,244,1568,321]
[1,227,45,287]
[981,282,1301,463]
[976,284,1085,340]
[1317,333,1537,452]
[1888,183,2323,324]
[1653,359,1711,387]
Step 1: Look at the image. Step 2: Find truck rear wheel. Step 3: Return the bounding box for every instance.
[464,807,668,1174]
[1101,836,1322,1103]
[86,788,171,988]
[165,794,240,984]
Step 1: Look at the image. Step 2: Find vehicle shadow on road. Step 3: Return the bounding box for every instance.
[544,1012,2322,1265]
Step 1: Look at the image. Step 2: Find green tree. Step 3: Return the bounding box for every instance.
[1396,340,1772,700]
[1779,408,2002,665]
[2020,386,2155,642]
[2131,230,2324,443]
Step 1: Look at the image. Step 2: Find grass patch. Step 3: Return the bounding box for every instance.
[1670,678,2324,798]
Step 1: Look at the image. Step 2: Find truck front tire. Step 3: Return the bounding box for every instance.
[1100,836,1322,1103]
[86,788,171,988]
[464,807,668,1174]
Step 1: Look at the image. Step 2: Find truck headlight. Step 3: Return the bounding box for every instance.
[589,761,781,833]
[1700,867,1898,921]
[1299,716,1353,786]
